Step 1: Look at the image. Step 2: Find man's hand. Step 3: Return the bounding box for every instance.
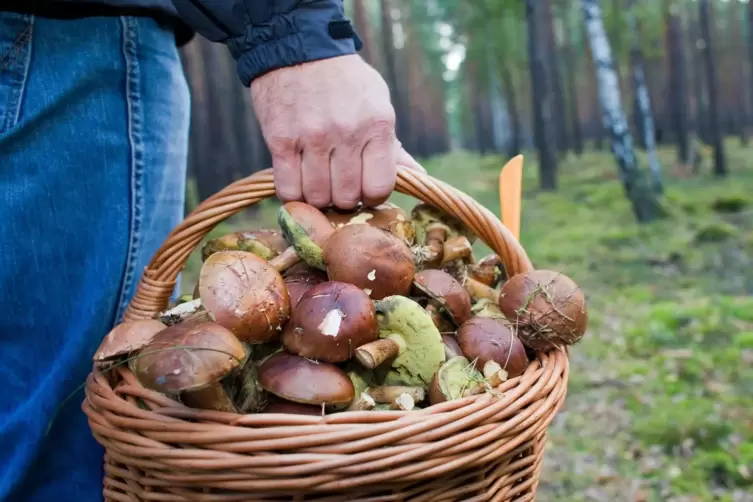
[251,54,421,209]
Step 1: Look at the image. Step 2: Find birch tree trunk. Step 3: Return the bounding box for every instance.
[581,0,663,222]
[627,0,662,193]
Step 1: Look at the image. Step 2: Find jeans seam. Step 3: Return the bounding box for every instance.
[0,15,33,133]
[114,16,145,323]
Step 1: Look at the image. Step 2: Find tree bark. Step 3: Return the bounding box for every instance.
[665,1,691,164]
[699,0,726,176]
[352,0,374,66]
[379,0,410,146]
[581,0,663,222]
[525,0,558,190]
[563,26,584,156]
[501,65,523,158]
[544,0,569,154]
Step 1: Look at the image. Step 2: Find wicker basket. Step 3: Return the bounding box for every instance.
[83,166,570,502]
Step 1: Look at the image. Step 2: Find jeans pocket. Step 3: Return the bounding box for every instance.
[0,12,33,134]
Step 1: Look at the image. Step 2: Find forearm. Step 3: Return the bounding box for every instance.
[171,0,362,85]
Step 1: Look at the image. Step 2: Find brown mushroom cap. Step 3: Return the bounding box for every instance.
[129,320,247,395]
[262,400,324,416]
[412,269,472,326]
[498,270,588,350]
[258,351,355,405]
[94,319,167,362]
[199,250,290,343]
[324,202,415,245]
[284,264,328,308]
[282,281,378,363]
[277,201,336,270]
[323,224,415,300]
[469,254,505,288]
[201,229,288,262]
[456,316,529,378]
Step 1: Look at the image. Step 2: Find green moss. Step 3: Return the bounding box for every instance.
[694,220,739,243]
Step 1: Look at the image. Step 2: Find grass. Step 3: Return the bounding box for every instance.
[179,138,753,501]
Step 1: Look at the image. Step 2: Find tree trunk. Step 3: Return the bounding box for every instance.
[665,2,691,164]
[379,0,410,146]
[699,0,727,176]
[688,12,707,142]
[581,0,663,222]
[352,0,374,66]
[563,27,584,156]
[501,65,523,158]
[748,1,753,140]
[627,0,662,193]
[525,0,558,190]
[544,0,569,154]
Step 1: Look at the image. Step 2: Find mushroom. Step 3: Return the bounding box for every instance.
[201,229,288,262]
[324,202,415,245]
[323,224,415,300]
[281,281,378,363]
[199,251,290,344]
[468,253,505,288]
[94,319,167,362]
[283,263,328,309]
[128,320,247,412]
[428,356,485,405]
[456,315,529,379]
[366,386,425,404]
[412,269,472,327]
[441,334,463,360]
[441,235,475,266]
[257,351,355,406]
[229,342,283,414]
[262,397,324,416]
[498,270,588,351]
[470,298,507,319]
[346,392,377,411]
[157,298,209,326]
[276,201,336,271]
[354,295,445,388]
[411,203,476,269]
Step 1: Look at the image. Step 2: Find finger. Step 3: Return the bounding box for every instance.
[272,153,302,203]
[397,147,426,173]
[301,144,333,208]
[361,134,398,207]
[330,144,362,210]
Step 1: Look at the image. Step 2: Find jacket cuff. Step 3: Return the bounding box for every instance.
[227,1,362,86]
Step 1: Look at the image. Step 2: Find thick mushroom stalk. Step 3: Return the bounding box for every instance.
[428,356,485,405]
[258,351,355,406]
[323,224,415,300]
[282,281,378,363]
[354,295,445,388]
[325,202,415,245]
[276,201,336,271]
[201,229,288,262]
[199,251,290,344]
[468,253,505,288]
[411,203,476,269]
[498,269,589,350]
[412,269,472,327]
[128,320,247,412]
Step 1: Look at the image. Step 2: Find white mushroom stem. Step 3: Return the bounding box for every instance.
[354,338,401,368]
[367,386,425,404]
[390,393,415,411]
[346,392,376,411]
[483,360,508,388]
[269,246,301,272]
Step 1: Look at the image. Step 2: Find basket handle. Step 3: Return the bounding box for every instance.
[123,166,534,321]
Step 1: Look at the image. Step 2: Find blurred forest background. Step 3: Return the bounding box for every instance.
[178,1,753,501]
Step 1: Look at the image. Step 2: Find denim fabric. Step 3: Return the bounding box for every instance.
[0,13,189,502]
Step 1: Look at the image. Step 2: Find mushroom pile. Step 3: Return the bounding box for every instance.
[95,200,588,415]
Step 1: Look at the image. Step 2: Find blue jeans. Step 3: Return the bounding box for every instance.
[0,13,189,502]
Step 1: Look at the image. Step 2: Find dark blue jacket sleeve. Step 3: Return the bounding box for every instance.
[171,0,362,86]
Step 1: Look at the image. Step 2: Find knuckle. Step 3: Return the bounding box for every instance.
[302,124,331,150]
[267,135,297,157]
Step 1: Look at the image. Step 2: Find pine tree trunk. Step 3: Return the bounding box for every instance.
[525,0,558,190]
[665,2,691,164]
[379,0,410,147]
[544,0,569,154]
[352,0,374,66]
[501,65,523,158]
[563,28,584,156]
[699,0,727,176]
[581,0,663,222]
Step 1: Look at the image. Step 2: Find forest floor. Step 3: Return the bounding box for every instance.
[181,140,753,502]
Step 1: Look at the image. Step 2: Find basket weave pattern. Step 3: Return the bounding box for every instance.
[83,167,570,501]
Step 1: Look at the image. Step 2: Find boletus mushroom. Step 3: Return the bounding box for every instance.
[323,223,415,300]
[354,295,445,388]
[412,269,472,327]
[258,351,355,406]
[442,334,463,360]
[283,262,328,309]
[94,319,167,362]
[428,356,485,405]
[411,203,476,269]
[498,269,588,350]
[468,253,505,288]
[129,320,247,412]
[282,281,378,363]
[277,201,336,271]
[201,229,288,262]
[456,315,529,379]
[262,397,324,416]
[199,250,290,344]
[324,202,415,245]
